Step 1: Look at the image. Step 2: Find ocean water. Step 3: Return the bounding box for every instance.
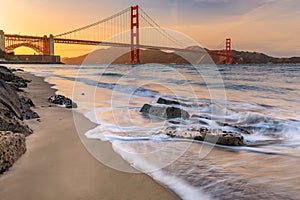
[9,63,300,200]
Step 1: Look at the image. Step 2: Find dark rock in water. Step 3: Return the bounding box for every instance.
[48,95,78,108]
[140,104,190,119]
[157,97,193,107]
[0,131,26,173]
[191,114,253,135]
[157,97,180,105]
[165,126,244,146]
[165,106,190,119]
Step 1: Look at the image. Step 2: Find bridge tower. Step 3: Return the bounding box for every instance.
[225,38,231,64]
[0,30,5,52]
[42,35,50,55]
[42,34,55,55]
[130,5,140,64]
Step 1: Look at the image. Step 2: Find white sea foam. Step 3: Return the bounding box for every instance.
[112,141,213,200]
[152,170,214,200]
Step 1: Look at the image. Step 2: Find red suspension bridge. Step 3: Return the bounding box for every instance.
[0,5,232,64]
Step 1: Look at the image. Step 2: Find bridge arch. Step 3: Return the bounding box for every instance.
[5,43,43,55]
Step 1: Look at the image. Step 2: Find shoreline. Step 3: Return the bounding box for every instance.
[0,72,179,200]
[0,61,63,64]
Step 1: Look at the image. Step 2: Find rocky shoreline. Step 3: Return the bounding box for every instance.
[0,65,79,173]
[0,65,40,173]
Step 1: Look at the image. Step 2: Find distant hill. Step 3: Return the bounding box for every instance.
[62,47,300,65]
[61,48,189,64]
[230,50,300,64]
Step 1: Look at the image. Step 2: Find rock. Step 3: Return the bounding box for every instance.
[157,97,180,105]
[165,126,245,146]
[0,80,38,120]
[0,79,35,135]
[157,97,208,108]
[48,95,78,108]
[140,104,190,119]
[0,131,26,173]
[20,96,35,107]
[12,78,28,88]
[0,66,29,89]
[191,114,253,135]
[22,110,40,120]
[19,96,39,120]
[0,109,33,136]
[10,68,24,72]
[0,65,12,73]
[0,79,24,119]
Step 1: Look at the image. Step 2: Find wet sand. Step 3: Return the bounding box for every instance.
[0,73,179,200]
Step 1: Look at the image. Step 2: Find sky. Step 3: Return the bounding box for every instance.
[0,0,299,57]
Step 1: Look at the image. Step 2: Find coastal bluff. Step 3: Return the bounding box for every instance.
[0,65,39,173]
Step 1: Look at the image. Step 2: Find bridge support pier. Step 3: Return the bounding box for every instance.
[0,30,5,52]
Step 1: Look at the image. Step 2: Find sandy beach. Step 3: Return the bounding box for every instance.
[0,73,178,200]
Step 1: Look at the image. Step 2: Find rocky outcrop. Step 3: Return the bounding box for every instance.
[165,126,245,146]
[0,65,30,89]
[0,68,39,136]
[0,65,39,173]
[20,96,39,120]
[0,109,33,136]
[0,131,26,173]
[48,95,78,108]
[141,98,245,146]
[0,80,36,136]
[191,114,253,135]
[140,104,190,119]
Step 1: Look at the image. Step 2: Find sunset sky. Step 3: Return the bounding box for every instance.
[1,0,299,57]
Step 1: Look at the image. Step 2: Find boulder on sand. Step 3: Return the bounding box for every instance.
[140,103,190,119]
[48,95,78,108]
[0,131,26,173]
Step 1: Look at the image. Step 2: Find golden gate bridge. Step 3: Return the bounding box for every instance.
[0,5,232,64]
